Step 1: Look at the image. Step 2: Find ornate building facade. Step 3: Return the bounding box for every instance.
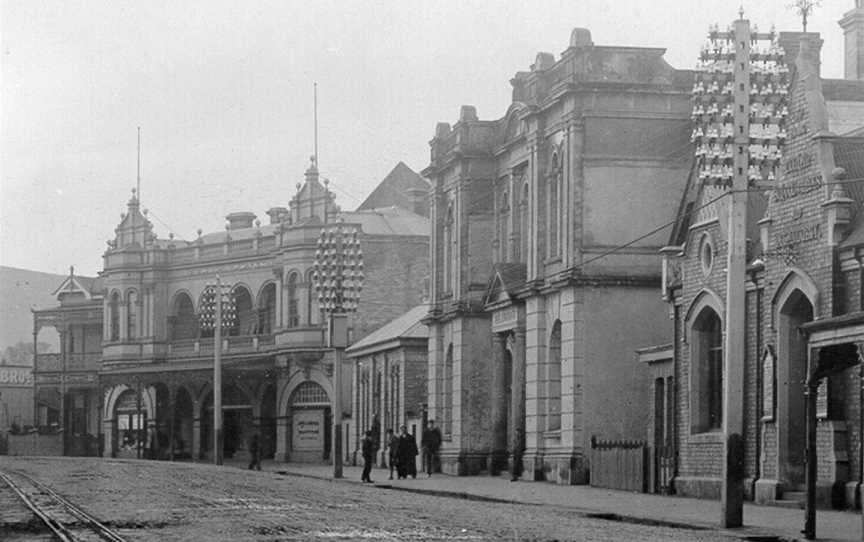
[657,6,864,508]
[423,28,693,481]
[32,161,430,463]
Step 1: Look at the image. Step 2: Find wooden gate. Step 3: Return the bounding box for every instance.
[589,436,649,492]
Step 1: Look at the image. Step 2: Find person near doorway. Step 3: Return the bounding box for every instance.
[396,425,418,479]
[361,430,376,483]
[248,433,262,471]
[421,419,442,477]
[386,428,399,480]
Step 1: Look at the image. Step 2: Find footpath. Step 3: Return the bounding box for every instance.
[226,458,861,542]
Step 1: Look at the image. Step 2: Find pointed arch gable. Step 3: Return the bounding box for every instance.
[684,288,725,334]
[771,267,820,325]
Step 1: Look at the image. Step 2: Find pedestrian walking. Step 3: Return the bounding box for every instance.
[421,419,442,477]
[248,433,261,471]
[361,430,376,483]
[385,428,399,480]
[395,425,418,479]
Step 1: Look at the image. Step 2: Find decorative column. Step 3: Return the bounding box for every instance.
[509,328,527,480]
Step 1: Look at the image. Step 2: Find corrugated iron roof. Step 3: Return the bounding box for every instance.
[346,304,429,354]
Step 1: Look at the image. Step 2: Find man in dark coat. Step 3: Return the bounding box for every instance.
[248,433,261,471]
[361,430,376,483]
[396,425,418,479]
[421,419,442,477]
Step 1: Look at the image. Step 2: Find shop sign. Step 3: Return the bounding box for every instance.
[773,173,822,202]
[491,306,518,332]
[775,222,822,248]
[292,410,323,450]
[0,367,33,387]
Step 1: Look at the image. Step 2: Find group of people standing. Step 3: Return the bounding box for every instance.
[361,420,442,483]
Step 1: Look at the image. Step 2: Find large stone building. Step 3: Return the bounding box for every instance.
[656,5,864,508]
[422,28,694,481]
[32,160,430,462]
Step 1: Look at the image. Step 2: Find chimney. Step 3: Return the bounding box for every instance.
[266,207,289,224]
[226,211,256,230]
[839,0,864,80]
[778,31,823,75]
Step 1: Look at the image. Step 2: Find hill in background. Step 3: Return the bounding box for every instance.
[0,266,69,361]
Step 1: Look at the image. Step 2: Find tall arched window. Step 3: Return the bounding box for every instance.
[443,343,454,438]
[520,182,529,262]
[306,269,319,326]
[258,283,277,335]
[126,290,138,340]
[109,292,120,341]
[547,320,562,431]
[286,273,299,328]
[498,187,509,262]
[547,153,561,259]
[691,308,723,432]
[171,292,197,340]
[443,204,454,294]
[231,286,254,336]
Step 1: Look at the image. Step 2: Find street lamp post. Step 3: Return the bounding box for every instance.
[313,221,364,479]
[199,276,236,466]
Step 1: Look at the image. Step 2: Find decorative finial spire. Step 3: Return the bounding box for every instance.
[789,0,822,32]
[739,5,744,19]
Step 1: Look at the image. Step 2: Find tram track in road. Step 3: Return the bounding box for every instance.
[0,469,128,542]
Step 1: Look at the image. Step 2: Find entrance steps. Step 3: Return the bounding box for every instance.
[770,486,805,509]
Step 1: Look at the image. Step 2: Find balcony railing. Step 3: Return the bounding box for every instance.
[35,353,101,372]
[167,334,276,357]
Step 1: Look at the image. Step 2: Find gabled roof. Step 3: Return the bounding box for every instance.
[51,273,103,299]
[484,262,527,305]
[356,162,429,215]
[346,304,429,356]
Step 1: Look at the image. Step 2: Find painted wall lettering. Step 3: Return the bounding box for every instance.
[782,152,814,175]
[772,174,823,202]
[775,222,822,247]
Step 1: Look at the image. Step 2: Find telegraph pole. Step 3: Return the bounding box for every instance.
[214,275,223,466]
[721,15,751,527]
[693,11,787,528]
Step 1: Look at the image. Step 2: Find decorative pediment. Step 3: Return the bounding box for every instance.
[483,263,527,306]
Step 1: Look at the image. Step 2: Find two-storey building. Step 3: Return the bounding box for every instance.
[33,160,430,463]
[423,28,694,482]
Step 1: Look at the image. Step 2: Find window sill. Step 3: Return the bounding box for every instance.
[542,430,561,440]
[544,257,562,265]
[688,430,723,444]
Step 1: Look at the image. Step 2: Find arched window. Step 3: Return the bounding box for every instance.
[547,153,561,258]
[306,269,319,326]
[498,186,509,262]
[258,283,277,335]
[443,204,454,294]
[691,307,723,432]
[126,290,138,340]
[443,343,454,437]
[231,286,254,336]
[547,320,562,431]
[286,273,299,328]
[109,292,121,341]
[171,292,197,341]
[520,182,529,262]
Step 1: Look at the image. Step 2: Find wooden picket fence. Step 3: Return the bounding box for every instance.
[589,436,649,492]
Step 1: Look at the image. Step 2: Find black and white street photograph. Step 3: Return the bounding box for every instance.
[1,1,864,540]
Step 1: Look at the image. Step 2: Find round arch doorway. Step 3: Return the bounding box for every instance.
[289,381,331,463]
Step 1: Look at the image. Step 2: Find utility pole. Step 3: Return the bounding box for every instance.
[693,11,788,529]
[214,275,223,466]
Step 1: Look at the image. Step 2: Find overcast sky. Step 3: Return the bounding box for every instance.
[0,0,852,276]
